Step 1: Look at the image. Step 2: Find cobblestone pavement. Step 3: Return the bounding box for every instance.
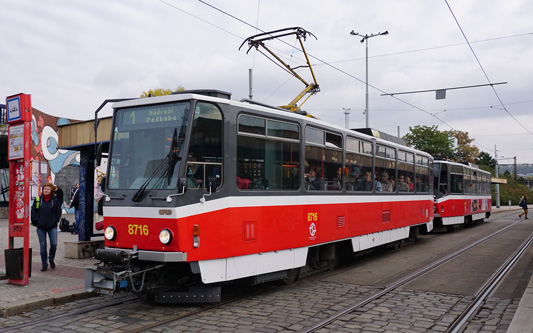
[0,276,517,332]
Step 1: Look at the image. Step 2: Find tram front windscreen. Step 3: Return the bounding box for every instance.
[108,101,191,191]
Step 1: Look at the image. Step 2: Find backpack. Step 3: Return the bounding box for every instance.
[59,217,70,232]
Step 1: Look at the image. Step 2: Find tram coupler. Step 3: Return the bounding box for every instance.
[152,284,221,304]
[85,266,129,295]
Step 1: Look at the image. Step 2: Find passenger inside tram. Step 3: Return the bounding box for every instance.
[381,172,394,192]
[397,175,410,192]
[305,167,325,191]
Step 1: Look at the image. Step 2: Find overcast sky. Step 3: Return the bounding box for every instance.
[2,0,533,164]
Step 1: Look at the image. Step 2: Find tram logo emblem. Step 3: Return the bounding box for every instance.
[308,222,317,240]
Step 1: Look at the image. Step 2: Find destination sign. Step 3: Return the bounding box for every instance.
[119,102,190,126]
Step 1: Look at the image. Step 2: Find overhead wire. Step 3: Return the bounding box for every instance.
[445,0,533,137]
[324,32,533,65]
[160,0,524,156]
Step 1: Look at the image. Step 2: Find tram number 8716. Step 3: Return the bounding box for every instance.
[128,224,149,236]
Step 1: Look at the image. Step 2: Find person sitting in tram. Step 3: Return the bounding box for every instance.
[406,176,414,192]
[186,153,204,189]
[381,172,394,192]
[305,167,325,191]
[359,171,382,191]
[397,175,410,192]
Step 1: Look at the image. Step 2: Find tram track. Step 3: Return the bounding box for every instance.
[446,229,533,333]
[0,294,139,333]
[298,214,530,332]
[125,283,283,333]
[0,282,283,333]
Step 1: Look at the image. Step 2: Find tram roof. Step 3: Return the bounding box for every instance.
[57,91,427,156]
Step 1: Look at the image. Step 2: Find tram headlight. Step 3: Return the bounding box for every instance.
[159,228,173,245]
[104,226,117,241]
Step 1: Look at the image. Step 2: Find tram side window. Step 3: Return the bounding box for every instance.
[472,171,478,194]
[464,169,472,194]
[345,137,373,192]
[397,151,414,192]
[237,115,300,190]
[375,145,396,193]
[450,166,463,194]
[415,155,430,193]
[304,128,342,191]
[187,102,223,189]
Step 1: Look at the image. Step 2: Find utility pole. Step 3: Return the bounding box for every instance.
[514,156,517,180]
[350,30,389,128]
[248,69,253,100]
[495,145,500,208]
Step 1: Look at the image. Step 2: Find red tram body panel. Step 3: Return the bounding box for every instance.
[104,197,433,260]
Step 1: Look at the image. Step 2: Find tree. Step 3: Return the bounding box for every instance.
[475,151,496,168]
[450,130,479,163]
[403,125,481,163]
[140,86,185,98]
[402,125,454,159]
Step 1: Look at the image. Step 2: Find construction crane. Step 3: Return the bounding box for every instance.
[240,27,320,113]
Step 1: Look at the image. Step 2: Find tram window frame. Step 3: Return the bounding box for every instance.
[397,150,415,193]
[375,144,396,193]
[304,127,343,191]
[187,102,224,190]
[450,165,464,194]
[237,114,300,191]
[415,155,431,193]
[345,136,373,192]
[464,168,472,194]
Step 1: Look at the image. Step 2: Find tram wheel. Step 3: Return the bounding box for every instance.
[282,268,300,285]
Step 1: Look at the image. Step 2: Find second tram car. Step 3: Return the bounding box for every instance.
[433,160,492,231]
[86,90,435,302]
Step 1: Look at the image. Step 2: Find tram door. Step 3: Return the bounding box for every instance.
[435,163,448,198]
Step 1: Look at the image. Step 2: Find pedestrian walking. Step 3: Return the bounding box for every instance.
[519,195,528,219]
[31,182,62,271]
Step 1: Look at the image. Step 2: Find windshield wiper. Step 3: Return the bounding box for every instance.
[166,128,180,185]
[131,129,182,202]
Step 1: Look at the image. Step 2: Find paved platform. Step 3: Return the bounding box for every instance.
[0,214,102,317]
[0,207,531,332]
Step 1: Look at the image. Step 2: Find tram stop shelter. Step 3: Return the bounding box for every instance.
[58,116,112,242]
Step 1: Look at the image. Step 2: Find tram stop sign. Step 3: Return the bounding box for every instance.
[5,93,33,285]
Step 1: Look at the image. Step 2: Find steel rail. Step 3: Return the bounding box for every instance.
[0,295,139,332]
[446,231,533,333]
[298,215,523,333]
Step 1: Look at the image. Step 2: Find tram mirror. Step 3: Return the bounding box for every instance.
[178,177,187,195]
[95,143,103,167]
[207,177,217,194]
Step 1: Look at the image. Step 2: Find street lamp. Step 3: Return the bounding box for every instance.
[343,108,351,129]
[350,30,389,128]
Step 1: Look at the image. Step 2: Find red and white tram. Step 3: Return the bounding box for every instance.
[433,160,492,231]
[86,90,435,302]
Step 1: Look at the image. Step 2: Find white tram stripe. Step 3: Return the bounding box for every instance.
[104,194,433,219]
[434,195,491,204]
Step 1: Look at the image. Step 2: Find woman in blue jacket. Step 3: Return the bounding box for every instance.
[31,182,62,271]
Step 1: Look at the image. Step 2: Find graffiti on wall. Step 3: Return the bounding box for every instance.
[30,108,80,196]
